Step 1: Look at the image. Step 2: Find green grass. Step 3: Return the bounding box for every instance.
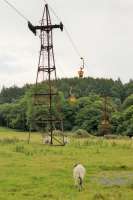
[0,127,133,199]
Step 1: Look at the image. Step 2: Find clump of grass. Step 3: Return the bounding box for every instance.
[15,145,25,153]
[111,141,117,147]
[93,193,105,200]
[95,148,100,154]
[42,194,54,198]
[73,129,90,138]
[0,137,20,144]
[119,165,128,170]
[14,145,34,156]
[99,164,129,171]
[73,140,81,148]
[83,140,90,146]
[95,139,109,148]
[128,183,133,189]
[121,143,132,150]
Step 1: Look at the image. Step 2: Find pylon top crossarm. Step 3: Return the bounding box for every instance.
[28,20,63,35]
[28,4,63,35]
[34,23,63,31]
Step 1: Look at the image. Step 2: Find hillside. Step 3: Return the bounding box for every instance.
[0,77,132,135]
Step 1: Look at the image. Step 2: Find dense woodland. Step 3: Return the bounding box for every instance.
[0,77,133,135]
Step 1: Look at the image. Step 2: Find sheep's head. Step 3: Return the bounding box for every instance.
[73,163,80,168]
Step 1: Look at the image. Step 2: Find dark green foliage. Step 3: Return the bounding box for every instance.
[0,100,27,130]
[61,98,79,130]
[0,77,132,135]
[0,85,29,104]
[111,78,126,103]
[56,77,121,98]
[111,112,124,134]
[124,79,133,97]
[73,129,89,137]
[74,95,102,133]
[122,94,133,109]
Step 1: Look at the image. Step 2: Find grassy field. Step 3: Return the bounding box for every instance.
[0,127,133,200]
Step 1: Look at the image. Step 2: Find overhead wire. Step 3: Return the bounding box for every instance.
[44,0,82,59]
[44,0,85,78]
[64,28,82,58]
[46,0,89,79]
[2,0,88,77]
[2,0,30,22]
[2,0,83,60]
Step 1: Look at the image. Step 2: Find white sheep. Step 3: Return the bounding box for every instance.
[64,137,70,145]
[73,164,86,191]
[43,135,51,144]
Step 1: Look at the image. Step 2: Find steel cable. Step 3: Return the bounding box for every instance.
[2,0,29,22]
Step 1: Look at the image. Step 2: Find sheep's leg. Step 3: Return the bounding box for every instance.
[78,177,82,191]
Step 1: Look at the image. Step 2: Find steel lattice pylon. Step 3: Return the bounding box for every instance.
[28,4,65,145]
[98,96,112,136]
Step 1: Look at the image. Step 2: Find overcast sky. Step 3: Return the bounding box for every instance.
[0,0,133,88]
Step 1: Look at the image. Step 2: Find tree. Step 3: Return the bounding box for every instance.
[111,78,126,103]
[74,95,102,133]
[122,94,133,109]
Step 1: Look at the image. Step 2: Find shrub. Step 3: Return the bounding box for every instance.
[104,134,118,139]
[0,137,20,144]
[73,129,90,138]
[15,145,25,153]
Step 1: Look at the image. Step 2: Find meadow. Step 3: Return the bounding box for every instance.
[0,128,133,200]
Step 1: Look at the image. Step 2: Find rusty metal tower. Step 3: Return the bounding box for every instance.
[98,96,111,136]
[28,4,65,145]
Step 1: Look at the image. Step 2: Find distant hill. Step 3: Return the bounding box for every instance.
[0,77,133,104]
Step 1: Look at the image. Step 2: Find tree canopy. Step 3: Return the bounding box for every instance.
[0,77,132,135]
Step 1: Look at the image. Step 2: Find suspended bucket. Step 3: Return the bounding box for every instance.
[78,68,84,78]
[69,95,77,104]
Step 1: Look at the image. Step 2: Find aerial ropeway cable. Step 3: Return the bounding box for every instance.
[2,0,87,78]
[44,0,86,78]
[2,0,30,22]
